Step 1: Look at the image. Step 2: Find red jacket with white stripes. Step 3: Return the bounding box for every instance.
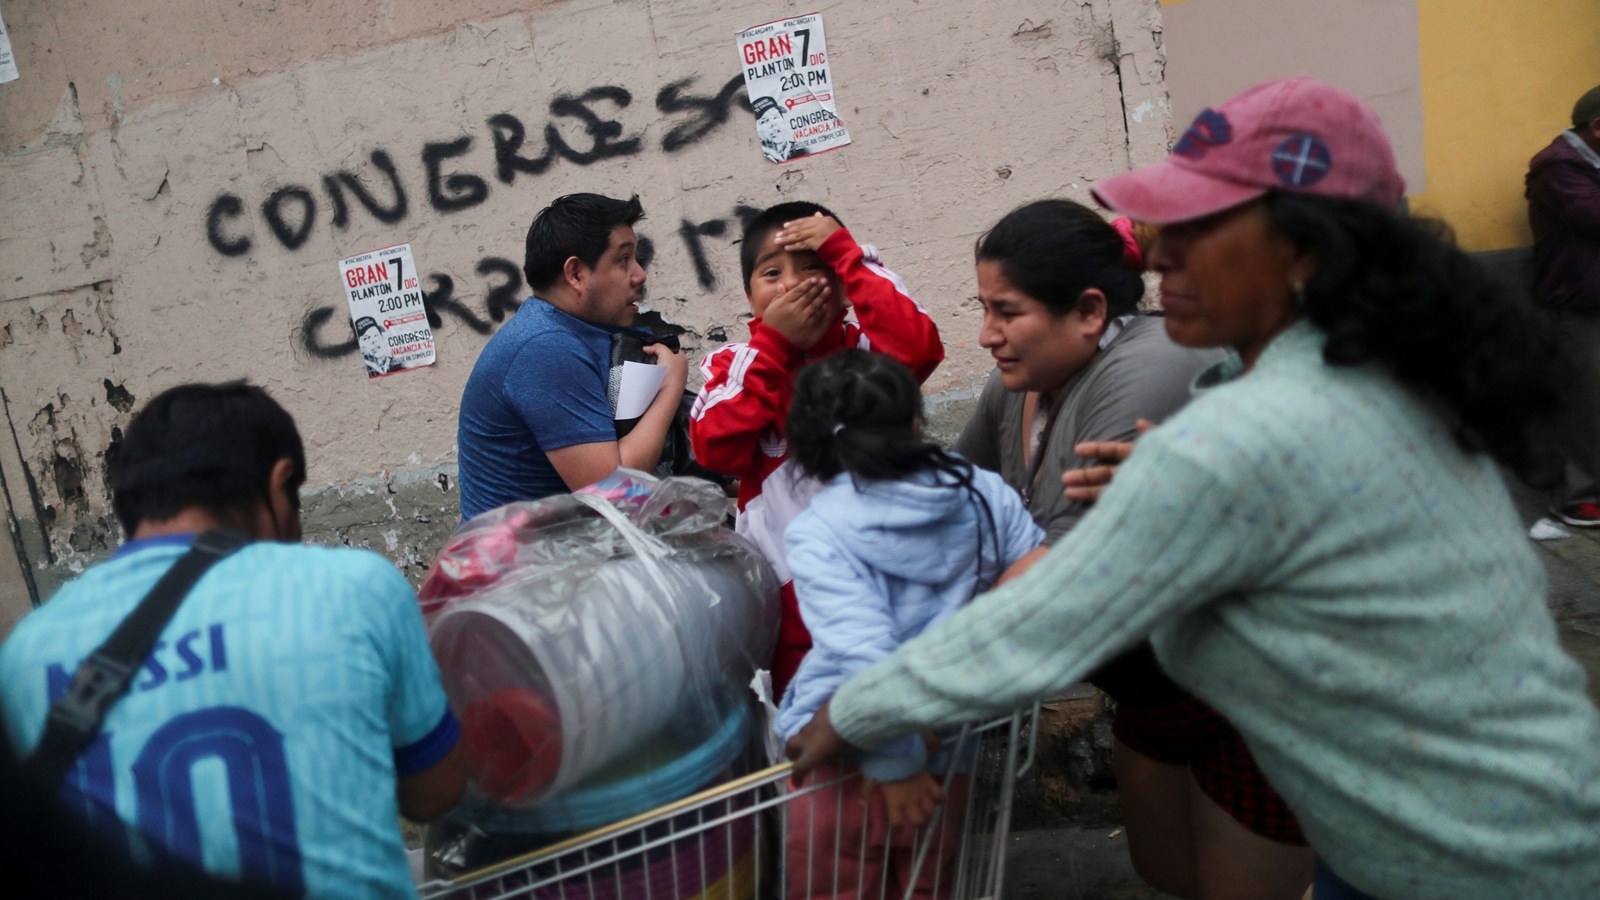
[690,227,943,509]
[688,227,944,694]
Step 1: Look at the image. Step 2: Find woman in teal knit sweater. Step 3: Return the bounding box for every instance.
[788,76,1600,900]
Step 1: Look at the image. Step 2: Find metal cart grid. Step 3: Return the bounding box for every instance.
[419,706,1038,900]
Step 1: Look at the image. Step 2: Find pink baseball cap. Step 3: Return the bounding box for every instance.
[1092,76,1405,224]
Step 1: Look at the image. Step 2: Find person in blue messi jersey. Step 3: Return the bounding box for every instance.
[0,381,466,898]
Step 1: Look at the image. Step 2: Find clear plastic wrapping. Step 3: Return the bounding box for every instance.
[420,470,780,816]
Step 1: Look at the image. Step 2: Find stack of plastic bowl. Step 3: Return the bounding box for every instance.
[421,472,778,896]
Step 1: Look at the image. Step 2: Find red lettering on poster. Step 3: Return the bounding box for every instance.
[344,261,390,288]
[741,34,794,64]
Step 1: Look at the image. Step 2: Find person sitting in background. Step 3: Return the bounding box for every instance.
[958,199,1306,899]
[1527,83,1600,527]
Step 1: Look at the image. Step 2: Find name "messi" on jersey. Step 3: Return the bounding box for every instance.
[45,624,228,701]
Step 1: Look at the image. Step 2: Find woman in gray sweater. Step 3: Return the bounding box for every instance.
[956,199,1307,899]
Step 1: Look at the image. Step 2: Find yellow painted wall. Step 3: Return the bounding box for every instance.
[1412,0,1600,251]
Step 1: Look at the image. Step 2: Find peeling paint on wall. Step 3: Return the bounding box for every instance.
[102,380,135,413]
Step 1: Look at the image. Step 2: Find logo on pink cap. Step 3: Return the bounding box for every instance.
[1091,76,1406,224]
[1174,109,1233,159]
[1272,135,1332,188]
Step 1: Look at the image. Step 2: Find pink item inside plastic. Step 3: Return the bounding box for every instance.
[461,686,564,803]
[418,509,538,615]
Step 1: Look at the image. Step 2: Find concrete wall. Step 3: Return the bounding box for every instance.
[1158,0,1427,197]
[0,440,36,637]
[0,0,1173,613]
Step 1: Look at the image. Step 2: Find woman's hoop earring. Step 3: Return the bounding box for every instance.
[1291,278,1307,309]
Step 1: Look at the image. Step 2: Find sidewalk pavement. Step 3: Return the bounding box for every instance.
[1516,496,1600,707]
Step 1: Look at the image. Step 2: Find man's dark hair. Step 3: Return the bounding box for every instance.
[110,382,307,534]
[523,193,645,292]
[1571,84,1600,129]
[739,201,845,289]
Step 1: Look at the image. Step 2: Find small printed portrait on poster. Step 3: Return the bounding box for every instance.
[338,242,436,379]
[355,316,395,377]
[753,95,805,163]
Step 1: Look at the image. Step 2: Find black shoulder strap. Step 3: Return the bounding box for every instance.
[25,528,252,795]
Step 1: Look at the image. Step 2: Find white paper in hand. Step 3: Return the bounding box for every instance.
[614,360,667,420]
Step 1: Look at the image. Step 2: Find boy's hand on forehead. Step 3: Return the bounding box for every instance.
[762,276,836,351]
[774,212,843,253]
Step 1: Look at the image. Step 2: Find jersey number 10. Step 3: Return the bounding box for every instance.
[63,705,306,894]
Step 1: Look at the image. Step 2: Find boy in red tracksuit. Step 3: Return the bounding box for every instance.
[689,202,944,696]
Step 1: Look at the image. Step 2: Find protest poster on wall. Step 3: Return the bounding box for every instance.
[337,243,436,378]
[736,13,850,164]
[0,5,20,84]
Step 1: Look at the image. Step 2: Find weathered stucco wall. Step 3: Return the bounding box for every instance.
[0,0,1171,611]
[1158,0,1427,197]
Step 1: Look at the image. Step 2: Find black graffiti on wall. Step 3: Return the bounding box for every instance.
[680,204,763,289]
[207,75,748,258]
[290,204,755,363]
[204,74,768,361]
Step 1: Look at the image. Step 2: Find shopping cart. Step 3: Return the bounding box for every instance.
[417,705,1038,900]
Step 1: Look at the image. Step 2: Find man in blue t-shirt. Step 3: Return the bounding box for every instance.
[456,193,688,521]
[0,383,467,898]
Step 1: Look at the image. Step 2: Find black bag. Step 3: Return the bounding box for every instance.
[608,322,732,486]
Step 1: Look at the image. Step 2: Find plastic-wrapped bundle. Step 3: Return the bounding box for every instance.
[420,471,780,810]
